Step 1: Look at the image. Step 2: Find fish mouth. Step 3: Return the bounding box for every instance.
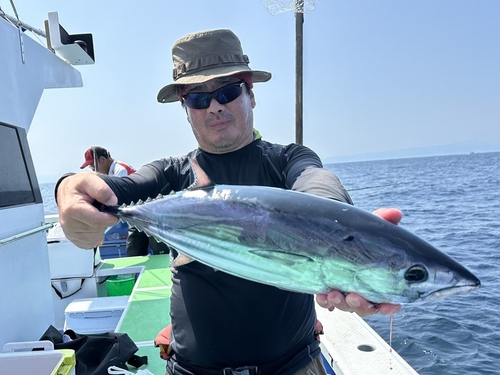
[422,282,481,302]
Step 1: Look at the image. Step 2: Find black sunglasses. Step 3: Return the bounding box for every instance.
[182,81,245,109]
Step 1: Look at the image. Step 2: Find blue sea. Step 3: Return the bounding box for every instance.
[40,151,500,375]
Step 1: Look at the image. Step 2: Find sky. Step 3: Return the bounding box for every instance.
[2,0,499,182]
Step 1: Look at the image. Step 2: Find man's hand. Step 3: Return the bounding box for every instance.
[315,207,403,317]
[57,172,119,249]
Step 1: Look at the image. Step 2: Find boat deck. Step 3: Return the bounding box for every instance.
[97,255,171,375]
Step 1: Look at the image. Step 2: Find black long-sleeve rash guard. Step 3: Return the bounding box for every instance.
[99,138,353,374]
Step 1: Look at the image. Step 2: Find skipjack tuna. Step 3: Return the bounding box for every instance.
[101,159,480,304]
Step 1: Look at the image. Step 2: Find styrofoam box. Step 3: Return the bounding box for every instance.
[0,341,75,375]
[64,296,129,334]
[0,350,63,375]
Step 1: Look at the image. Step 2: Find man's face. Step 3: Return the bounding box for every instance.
[89,156,109,174]
[183,77,256,154]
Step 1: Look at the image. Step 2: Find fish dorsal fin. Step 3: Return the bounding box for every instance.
[187,156,213,190]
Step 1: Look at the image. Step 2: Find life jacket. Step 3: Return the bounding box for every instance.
[116,161,136,175]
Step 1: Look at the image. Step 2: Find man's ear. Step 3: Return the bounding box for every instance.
[249,89,256,108]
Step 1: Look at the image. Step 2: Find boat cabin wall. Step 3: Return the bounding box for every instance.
[0,14,84,347]
[0,14,83,131]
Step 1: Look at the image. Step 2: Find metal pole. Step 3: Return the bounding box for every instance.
[0,10,47,38]
[295,2,304,145]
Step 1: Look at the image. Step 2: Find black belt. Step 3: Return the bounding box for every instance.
[222,366,259,375]
[167,340,319,375]
[167,360,259,375]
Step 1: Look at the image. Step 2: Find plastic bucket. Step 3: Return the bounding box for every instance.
[106,274,135,296]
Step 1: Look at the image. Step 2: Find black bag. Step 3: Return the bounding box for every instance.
[39,325,147,375]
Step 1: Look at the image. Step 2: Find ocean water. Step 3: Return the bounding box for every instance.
[40,152,500,375]
[325,152,500,375]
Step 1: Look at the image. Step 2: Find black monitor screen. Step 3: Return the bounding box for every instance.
[0,122,42,208]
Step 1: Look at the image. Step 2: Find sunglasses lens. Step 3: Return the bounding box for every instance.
[183,93,210,109]
[215,84,243,105]
[183,82,244,109]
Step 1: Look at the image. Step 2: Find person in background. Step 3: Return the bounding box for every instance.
[80,146,169,256]
[59,29,401,375]
[126,222,171,257]
[80,146,136,176]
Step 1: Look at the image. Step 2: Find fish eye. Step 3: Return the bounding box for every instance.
[404,265,428,283]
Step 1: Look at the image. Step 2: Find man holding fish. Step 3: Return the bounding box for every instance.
[55,29,407,375]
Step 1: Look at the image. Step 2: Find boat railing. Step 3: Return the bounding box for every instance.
[0,9,47,38]
[0,222,54,247]
[0,9,95,65]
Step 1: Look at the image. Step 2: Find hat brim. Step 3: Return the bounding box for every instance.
[157,67,271,103]
[80,160,93,169]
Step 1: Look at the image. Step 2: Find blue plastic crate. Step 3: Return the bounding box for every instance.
[104,221,129,242]
[99,240,127,259]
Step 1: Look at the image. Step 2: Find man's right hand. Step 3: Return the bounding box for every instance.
[57,172,119,249]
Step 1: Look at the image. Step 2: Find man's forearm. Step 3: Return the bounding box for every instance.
[291,167,353,205]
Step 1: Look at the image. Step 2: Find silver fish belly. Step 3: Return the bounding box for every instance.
[107,185,480,304]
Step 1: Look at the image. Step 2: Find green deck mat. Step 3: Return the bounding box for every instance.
[100,255,172,374]
[99,254,170,271]
[119,289,172,342]
[128,345,168,375]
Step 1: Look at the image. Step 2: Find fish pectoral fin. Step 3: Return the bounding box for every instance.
[249,250,313,267]
[171,253,193,267]
[238,230,263,247]
[187,156,213,189]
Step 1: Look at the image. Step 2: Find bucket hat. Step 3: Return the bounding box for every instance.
[157,29,272,103]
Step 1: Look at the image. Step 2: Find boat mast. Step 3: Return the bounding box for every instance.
[295,0,304,145]
[260,0,314,145]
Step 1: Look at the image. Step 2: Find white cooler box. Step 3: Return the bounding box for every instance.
[48,223,100,329]
[64,296,129,334]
